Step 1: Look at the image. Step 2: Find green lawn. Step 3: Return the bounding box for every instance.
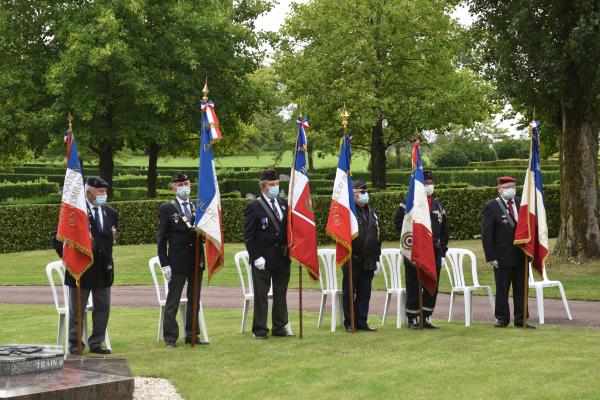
[2,239,599,301]
[1,304,599,399]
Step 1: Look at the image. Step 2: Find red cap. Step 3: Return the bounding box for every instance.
[497,176,516,184]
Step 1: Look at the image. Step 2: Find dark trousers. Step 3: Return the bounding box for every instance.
[251,264,290,336]
[163,267,203,342]
[342,264,375,329]
[68,286,110,353]
[405,248,442,318]
[494,263,528,325]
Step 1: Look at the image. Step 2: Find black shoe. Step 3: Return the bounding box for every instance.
[344,325,354,332]
[423,317,438,330]
[495,321,509,328]
[272,332,294,337]
[89,347,111,355]
[407,317,420,330]
[357,325,377,332]
[165,340,177,348]
[253,333,268,340]
[515,323,536,329]
[185,336,209,345]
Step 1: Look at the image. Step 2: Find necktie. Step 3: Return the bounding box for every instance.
[270,199,280,220]
[507,199,515,220]
[182,202,192,221]
[93,207,102,231]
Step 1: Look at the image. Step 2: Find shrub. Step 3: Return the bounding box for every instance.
[0,180,59,201]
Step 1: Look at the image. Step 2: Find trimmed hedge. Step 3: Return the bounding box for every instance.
[468,159,560,168]
[0,185,561,253]
[0,180,59,201]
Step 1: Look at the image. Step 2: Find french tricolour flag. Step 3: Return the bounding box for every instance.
[514,121,549,275]
[326,135,358,268]
[400,140,437,294]
[56,129,93,280]
[195,100,224,278]
[288,118,319,280]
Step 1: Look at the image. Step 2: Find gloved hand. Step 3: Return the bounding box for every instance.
[254,257,266,271]
[161,265,172,281]
[374,262,382,275]
[491,260,499,269]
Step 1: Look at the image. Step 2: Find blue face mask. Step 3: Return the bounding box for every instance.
[357,192,369,205]
[177,187,191,199]
[501,188,516,200]
[94,195,107,207]
[268,185,280,199]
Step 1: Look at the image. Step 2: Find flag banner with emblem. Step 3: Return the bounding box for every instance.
[288,117,319,280]
[56,129,93,280]
[195,99,224,278]
[326,135,358,268]
[514,120,548,276]
[400,140,437,294]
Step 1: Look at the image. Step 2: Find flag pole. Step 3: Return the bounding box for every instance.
[415,131,424,330]
[290,110,303,339]
[341,104,355,334]
[521,120,535,329]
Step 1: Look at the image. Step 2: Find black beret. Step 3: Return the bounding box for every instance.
[86,176,110,189]
[260,168,279,181]
[423,170,434,181]
[171,173,189,183]
[352,179,367,190]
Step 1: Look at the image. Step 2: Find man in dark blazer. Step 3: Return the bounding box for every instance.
[243,168,292,339]
[53,176,118,355]
[482,176,532,328]
[157,173,206,348]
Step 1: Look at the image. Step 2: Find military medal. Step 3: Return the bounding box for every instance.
[181,215,192,229]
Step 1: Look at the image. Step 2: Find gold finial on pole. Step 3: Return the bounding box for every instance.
[68,112,73,131]
[341,103,350,134]
[202,77,209,102]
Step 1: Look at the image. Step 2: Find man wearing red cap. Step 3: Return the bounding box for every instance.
[482,176,532,328]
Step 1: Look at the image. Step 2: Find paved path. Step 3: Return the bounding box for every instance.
[1,285,596,328]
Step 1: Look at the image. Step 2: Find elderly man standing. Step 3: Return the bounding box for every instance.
[243,168,293,339]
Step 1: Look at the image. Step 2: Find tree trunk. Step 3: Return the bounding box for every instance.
[554,106,600,258]
[307,141,314,172]
[147,142,160,198]
[370,117,386,188]
[98,140,114,197]
[395,146,401,168]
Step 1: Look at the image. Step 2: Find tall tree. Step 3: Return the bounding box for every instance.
[469,0,600,258]
[276,0,496,188]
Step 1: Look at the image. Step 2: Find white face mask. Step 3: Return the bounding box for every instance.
[501,188,516,200]
[425,185,434,196]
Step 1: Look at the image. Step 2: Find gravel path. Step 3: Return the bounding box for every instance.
[133,377,182,400]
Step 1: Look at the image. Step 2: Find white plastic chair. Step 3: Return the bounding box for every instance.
[149,257,209,343]
[234,251,273,333]
[46,261,112,351]
[379,249,407,329]
[316,249,343,332]
[529,263,573,324]
[444,248,494,327]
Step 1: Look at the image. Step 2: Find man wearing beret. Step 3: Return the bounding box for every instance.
[394,170,448,329]
[482,176,532,328]
[53,176,118,354]
[243,168,293,339]
[343,179,382,332]
[157,173,206,347]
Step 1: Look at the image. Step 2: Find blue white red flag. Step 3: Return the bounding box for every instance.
[400,140,437,294]
[288,118,319,280]
[326,135,359,268]
[56,129,93,280]
[195,100,224,278]
[514,120,549,275]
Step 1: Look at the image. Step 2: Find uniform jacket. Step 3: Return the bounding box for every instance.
[157,199,204,275]
[243,195,291,271]
[394,196,449,258]
[481,196,525,269]
[53,205,119,289]
[350,204,382,271]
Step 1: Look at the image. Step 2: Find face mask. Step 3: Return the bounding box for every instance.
[268,185,280,199]
[94,195,107,207]
[501,188,516,200]
[425,185,434,196]
[357,192,369,205]
[177,187,191,199]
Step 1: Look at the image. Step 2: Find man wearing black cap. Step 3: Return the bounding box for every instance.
[394,170,448,329]
[343,179,381,332]
[482,176,532,328]
[157,173,206,347]
[243,168,292,339]
[53,176,118,354]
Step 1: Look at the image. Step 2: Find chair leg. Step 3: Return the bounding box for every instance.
[486,287,495,315]
[535,287,544,324]
[558,283,573,320]
[382,292,391,326]
[158,306,165,341]
[448,291,455,323]
[331,294,337,332]
[241,299,250,333]
[465,290,472,327]
[338,294,343,325]
[104,328,111,351]
[400,292,407,325]
[82,312,89,347]
[57,314,65,347]
[317,294,327,328]
[179,303,186,337]
[199,303,209,343]
[396,293,402,329]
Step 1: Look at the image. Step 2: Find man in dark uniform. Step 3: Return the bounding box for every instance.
[342,179,382,332]
[157,173,207,348]
[394,170,448,329]
[53,176,118,355]
[243,168,292,339]
[482,176,533,328]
